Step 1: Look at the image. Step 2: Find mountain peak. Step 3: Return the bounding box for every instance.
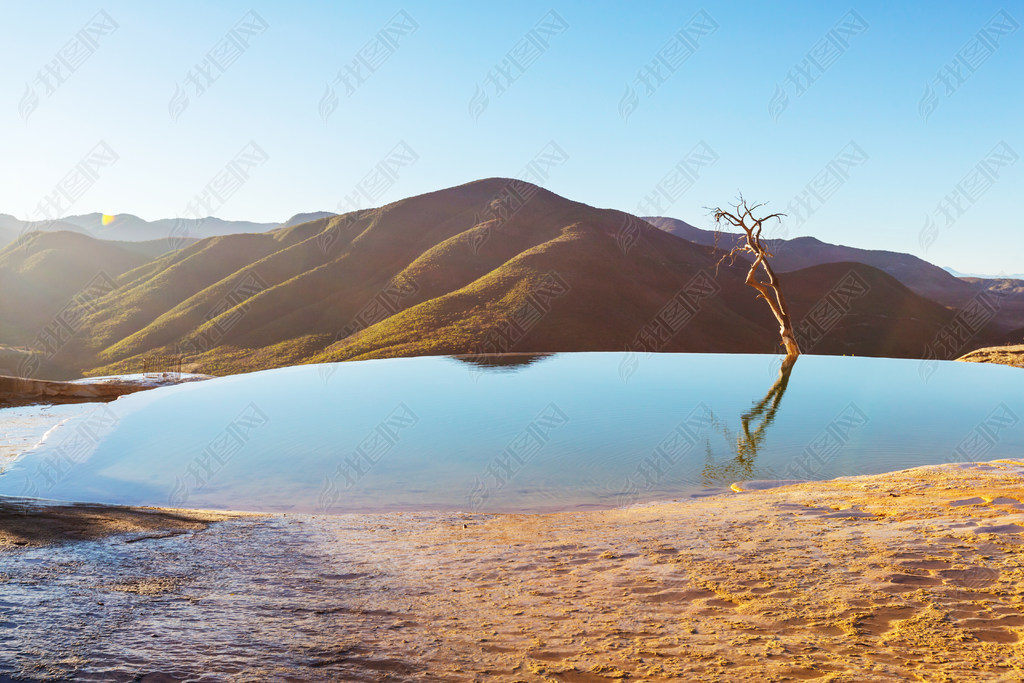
[1,182,1020,380]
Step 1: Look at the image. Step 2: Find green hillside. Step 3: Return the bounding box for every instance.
[0,179,997,379]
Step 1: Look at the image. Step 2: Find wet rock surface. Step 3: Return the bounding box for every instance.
[2,461,1024,680]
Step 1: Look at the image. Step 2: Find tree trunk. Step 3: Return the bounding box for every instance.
[710,198,801,357]
[743,253,801,357]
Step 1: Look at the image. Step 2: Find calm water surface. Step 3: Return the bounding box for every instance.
[0,353,1020,513]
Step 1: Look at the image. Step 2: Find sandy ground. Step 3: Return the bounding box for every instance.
[959,344,1024,370]
[316,460,1024,681]
[2,461,1024,681]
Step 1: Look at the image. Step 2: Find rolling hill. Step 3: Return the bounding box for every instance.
[0,180,1006,379]
[961,277,1024,297]
[0,231,156,343]
[644,216,1024,333]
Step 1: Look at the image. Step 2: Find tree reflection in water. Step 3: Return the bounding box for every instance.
[702,355,798,484]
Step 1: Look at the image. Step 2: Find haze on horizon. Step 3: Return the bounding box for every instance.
[0,0,1020,274]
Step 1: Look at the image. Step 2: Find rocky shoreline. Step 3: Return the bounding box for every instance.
[0,373,212,408]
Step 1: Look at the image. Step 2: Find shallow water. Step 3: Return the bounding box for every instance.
[0,515,418,681]
[0,353,1020,513]
[0,403,96,473]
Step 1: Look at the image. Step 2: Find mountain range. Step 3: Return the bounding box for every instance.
[0,211,336,252]
[944,267,1024,280]
[0,179,1019,380]
[646,216,1024,338]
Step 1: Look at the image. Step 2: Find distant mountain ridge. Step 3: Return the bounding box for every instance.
[0,179,1009,380]
[0,211,337,250]
[944,266,1024,280]
[644,216,1024,334]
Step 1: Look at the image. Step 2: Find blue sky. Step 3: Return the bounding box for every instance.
[0,0,1021,273]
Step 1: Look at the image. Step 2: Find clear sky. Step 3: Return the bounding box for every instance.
[0,0,1021,273]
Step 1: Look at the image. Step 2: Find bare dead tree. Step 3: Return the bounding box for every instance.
[710,197,800,357]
